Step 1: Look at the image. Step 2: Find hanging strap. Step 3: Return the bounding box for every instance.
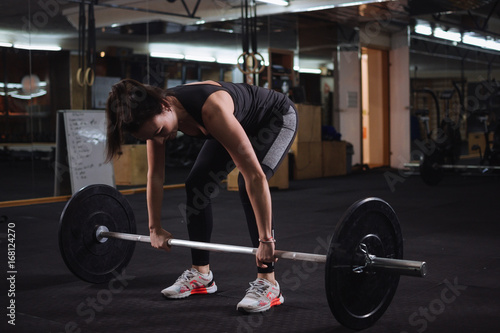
[86,0,96,86]
[241,0,250,54]
[251,0,257,54]
[77,0,86,87]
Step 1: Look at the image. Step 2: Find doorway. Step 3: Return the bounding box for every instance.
[361,47,390,168]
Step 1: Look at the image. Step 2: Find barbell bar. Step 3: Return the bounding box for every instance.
[433,164,500,170]
[58,184,428,330]
[406,161,500,170]
[405,159,500,185]
[96,227,426,278]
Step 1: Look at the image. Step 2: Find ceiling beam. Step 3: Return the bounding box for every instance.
[65,0,201,19]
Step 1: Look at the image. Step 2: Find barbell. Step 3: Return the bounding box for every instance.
[58,184,427,330]
[406,151,500,186]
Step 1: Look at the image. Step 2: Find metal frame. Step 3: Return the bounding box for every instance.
[410,35,500,68]
[431,0,500,38]
[66,0,202,20]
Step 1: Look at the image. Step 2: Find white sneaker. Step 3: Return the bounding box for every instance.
[236,278,284,313]
[161,268,217,299]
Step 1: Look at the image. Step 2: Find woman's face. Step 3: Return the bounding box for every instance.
[133,108,178,143]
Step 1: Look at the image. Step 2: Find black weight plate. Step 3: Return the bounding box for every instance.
[420,147,444,186]
[59,184,136,284]
[326,197,403,330]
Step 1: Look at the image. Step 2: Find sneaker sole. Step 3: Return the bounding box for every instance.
[162,282,217,299]
[237,295,284,313]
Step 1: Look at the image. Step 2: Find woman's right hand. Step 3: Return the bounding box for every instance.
[149,228,173,251]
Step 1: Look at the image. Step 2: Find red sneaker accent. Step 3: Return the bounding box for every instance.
[191,286,208,295]
[270,296,282,307]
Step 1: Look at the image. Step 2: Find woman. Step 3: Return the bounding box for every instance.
[106,79,297,313]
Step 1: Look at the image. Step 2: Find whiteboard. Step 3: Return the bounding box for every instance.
[62,110,115,194]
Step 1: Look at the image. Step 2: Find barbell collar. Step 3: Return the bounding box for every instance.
[369,257,427,277]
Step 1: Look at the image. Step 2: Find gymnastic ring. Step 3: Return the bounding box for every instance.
[252,52,266,74]
[236,52,251,75]
[76,68,85,87]
[237,52,265,75]
[237,52,266,75]
[84,67,95,87]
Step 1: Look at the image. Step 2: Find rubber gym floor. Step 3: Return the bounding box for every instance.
[1,167,499,333]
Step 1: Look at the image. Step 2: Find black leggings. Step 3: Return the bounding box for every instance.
[184,105,297,273]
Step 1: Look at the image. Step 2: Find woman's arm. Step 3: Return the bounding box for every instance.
[146,137,172,250]
[202,91,276,268]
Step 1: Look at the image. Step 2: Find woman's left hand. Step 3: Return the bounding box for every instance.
[256,242,277,268]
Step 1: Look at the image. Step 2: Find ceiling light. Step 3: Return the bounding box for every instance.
[414,24,432,36]
[255,0,289,6]
[216,57,237,65]
[463,34,487,48]
[0,83,22,89]
[463,34,500,51]
[185,55,216,62]
[10,90,47,100]
[14,44,61,51]
[0,42,12,47]
[150,52,184,59]
[485,39,500,51]
[433,28,461,43]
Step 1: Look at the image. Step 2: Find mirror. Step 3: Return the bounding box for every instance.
[0,1,301,202]
[409,20,500,164]
[1,1,409,202]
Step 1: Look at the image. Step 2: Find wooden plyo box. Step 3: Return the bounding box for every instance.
[293,104,322,143]
[322,141,347,177]
[113,144,148,185]
[227,154,289,191]
[289,104,323,180]
[290,141,322,180]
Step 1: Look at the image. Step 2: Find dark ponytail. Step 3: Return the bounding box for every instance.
[105,79,169,162]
